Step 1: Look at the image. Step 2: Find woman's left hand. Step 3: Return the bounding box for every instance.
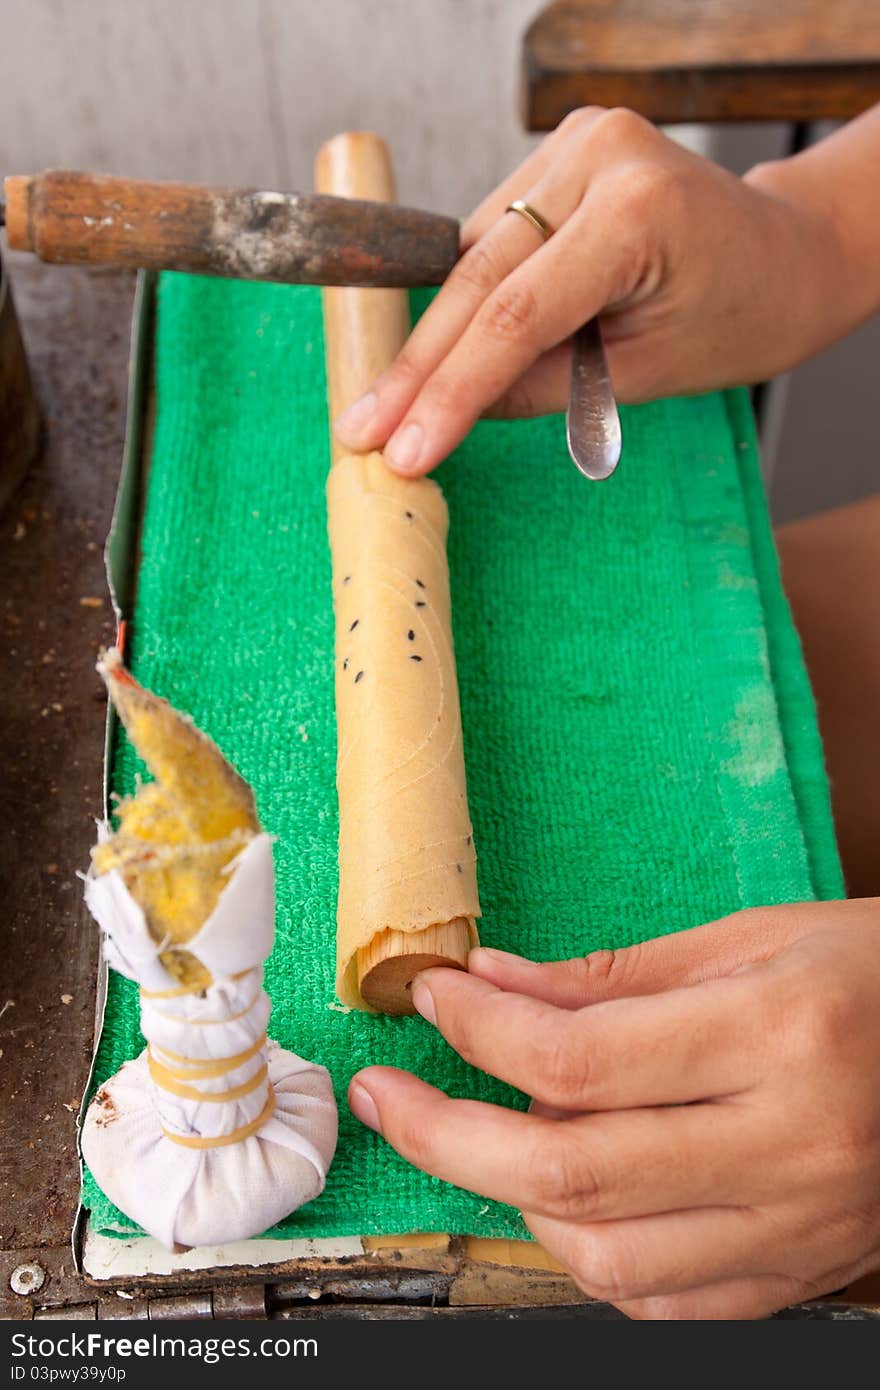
[348,899,880,1319]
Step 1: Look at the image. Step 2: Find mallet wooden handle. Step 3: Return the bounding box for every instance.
[316,132,471,1014]
[3,170,459,288]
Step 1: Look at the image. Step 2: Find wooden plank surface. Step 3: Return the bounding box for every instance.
[0,258,131,1297]
[523,0,880,128]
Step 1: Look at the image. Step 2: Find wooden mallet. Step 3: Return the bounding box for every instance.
[2,170,458,288]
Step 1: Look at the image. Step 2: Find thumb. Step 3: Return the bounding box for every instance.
[468,902,829,1007]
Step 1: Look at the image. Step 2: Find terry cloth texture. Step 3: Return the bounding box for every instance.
[82,274,843,1241]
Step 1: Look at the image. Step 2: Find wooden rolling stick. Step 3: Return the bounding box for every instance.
[316,133,478,1015]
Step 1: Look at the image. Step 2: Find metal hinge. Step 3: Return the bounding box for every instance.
[30,1286,268,1320]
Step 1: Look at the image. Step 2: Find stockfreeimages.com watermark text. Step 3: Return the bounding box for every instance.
[11,1331,317,1373]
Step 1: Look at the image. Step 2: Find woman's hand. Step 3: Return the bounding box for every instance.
[334,105,874,479]
[348,899,880,1319]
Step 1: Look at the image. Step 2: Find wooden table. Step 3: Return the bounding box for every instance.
[1,259,878,1321]
[0,257,125,1317]
[523,0,880,128]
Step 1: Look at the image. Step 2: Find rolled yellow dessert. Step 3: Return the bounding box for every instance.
[317,132,481,1015]
[328,451,480,1011]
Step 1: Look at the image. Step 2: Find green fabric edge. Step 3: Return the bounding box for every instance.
[723,390,844,901]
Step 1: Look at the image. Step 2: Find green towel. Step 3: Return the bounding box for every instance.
[82,274,842,1241]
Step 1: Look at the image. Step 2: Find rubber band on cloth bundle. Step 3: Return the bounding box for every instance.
[81,649,337,1251]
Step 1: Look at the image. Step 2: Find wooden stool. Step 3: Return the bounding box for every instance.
[522,0,880,129]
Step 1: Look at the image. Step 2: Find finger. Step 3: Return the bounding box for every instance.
[349,1067,778,1222]
[481,342,571,419]
[524,1206,796,1302]
[617,1274,811,1321]
[529,1098,571,1122]
[335,107,662,465]
[459,136,560,249]
[336,106,665,462]
[460,107,607,245]
[412,967,761,1109]
[349,1065,577,1213]
[469,902,834,1007]
[378,200,629,477]
[334,162,589,456]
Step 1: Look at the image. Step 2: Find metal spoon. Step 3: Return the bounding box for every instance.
[566,318,621,481]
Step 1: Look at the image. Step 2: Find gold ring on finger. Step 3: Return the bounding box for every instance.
[505,199,555,241]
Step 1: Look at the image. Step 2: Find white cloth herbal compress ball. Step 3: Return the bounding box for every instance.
[80,651,337,1249]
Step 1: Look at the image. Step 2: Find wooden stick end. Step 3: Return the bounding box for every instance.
[4,176,33,252]
[314,133,397,205]
[358,919,473,1015]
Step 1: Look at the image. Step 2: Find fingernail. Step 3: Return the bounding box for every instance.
[385,422,424,474]
[334,392,377,441]
[411,978,437,1026]
[348,1081,381,1133]
[470,947,530,968]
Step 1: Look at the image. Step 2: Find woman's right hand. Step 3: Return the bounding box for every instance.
[335,105,873,479]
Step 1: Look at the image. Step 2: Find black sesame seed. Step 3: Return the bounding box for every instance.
[349,618,359,631]
[343,575,351,585]
[404,510,414,520]
[410,654,423,662]
[354,670,364,683]
[414,600,426,608]
[407,629,415,641]
[465,835,472,846]
[343,658,348,670]
[415,578,426,589]
[456,863,462,874]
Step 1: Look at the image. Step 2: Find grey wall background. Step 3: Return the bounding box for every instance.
[0,0,539,231]
[1,0,875,522]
